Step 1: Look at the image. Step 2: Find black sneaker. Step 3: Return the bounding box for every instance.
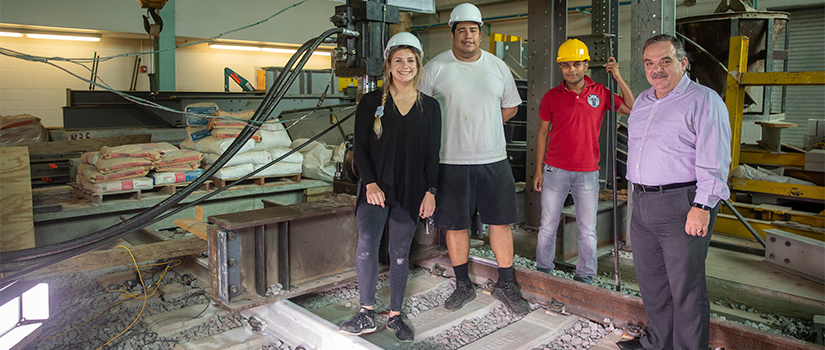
[573,275,595,285]
[444,279,476,310]
[492,281,530,317]
[338,308,377,336]
[386,315,414,342]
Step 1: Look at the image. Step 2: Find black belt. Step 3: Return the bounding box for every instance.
[633,181,696,192]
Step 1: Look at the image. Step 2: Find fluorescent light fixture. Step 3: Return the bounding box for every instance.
[0,283,49,350]
[27,33,100,42]
[22,283,49,320]
[261,47,331,56]
[260,47,294,54]
[0,31,23,38]
[210,44,331,56]
[0,296,19,335]
[210,44,261,51]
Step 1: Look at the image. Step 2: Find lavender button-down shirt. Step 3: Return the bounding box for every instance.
[626,73,732,207]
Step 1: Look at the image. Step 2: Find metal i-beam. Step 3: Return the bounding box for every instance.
[630,0,676,95]
[525,0,567,227]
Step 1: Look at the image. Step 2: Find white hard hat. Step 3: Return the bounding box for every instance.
[448,3,483,28]
[384,32,424,59]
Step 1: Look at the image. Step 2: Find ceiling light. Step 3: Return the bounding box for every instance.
[27,33,100,42]
[0,31,23,38]
[261,47,294,54]
[209,44,261,51]
[261,47,331,56]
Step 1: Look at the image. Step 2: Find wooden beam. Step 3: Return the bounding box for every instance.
[20,236,207,280]
[174,218,209,241]
[1,147,35,252]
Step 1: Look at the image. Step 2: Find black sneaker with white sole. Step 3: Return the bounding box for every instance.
[444,279,476,310]
[492,281,530,317]
[386,315,414,342]
[338,308,377,336]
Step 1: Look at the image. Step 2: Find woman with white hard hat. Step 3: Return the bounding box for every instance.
[338,31,441,343]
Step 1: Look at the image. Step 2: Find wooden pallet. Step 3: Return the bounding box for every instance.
[150,180,213,195]
[71,182,144,205]
[211,173,301,189]
[598,188,628,201]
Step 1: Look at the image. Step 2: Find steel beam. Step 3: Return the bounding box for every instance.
[740,71,825,86]
[525,0,567,228]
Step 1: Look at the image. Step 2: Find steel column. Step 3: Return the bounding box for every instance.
[154,0,175,90]
[727,36,749,169]
[630,0,676,95]
[525,0,567,228]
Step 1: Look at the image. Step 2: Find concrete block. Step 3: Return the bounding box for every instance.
[173,327,273,350]
[463,311,581,350]
[266,300,383,350]
[145,303,217,337]
[805,149,825,172]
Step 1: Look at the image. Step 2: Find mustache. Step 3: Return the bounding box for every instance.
[650,72,669,79]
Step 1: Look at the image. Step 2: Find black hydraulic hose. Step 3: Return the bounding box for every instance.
[0,28,346,264]
[722,199,767,248]
[0,47,303,262]
[0,109,355,282]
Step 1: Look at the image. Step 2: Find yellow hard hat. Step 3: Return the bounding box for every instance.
[557,39,590,62]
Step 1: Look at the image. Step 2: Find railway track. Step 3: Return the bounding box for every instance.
[24,252,822,350]
[233,255,821,350]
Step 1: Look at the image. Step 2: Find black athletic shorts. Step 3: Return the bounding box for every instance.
[433,159,519,230]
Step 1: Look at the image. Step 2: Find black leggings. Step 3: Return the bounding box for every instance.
[355,201,417,312]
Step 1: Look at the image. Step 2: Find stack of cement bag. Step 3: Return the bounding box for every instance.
[290,139,346,182]
[180,109,301,180]
[77,142,204,193]
[0,114,48,146]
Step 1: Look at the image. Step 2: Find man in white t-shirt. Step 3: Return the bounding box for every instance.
[420,2,529,317]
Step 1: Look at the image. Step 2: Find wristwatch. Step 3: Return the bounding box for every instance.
[427,187,437,196]
[692,202,712,211]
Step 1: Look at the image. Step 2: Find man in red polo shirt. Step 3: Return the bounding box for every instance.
[533,39,634,284]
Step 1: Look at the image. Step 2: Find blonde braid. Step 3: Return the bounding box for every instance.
[374,86,389,139]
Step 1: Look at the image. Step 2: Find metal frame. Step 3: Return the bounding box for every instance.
[206,196,445,311]
[525,0,567,228]
[723,36,825,241]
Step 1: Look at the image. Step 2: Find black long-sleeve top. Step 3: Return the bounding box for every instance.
[354,89,442,222]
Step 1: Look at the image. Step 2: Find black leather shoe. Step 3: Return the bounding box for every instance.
[616,338,645,350]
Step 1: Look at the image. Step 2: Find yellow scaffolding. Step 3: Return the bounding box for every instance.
[722,36,825,241]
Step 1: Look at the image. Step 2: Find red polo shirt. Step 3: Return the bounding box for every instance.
[538,75,623,172]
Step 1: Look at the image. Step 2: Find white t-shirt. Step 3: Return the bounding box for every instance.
[420,49,522,165]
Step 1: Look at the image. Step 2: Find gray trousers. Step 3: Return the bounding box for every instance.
[630,185,717,350]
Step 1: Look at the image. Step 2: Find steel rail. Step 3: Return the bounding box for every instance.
[418,255,822,350]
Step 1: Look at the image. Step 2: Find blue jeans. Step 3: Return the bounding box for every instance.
[536,164,599,277]
[355,201,417,312]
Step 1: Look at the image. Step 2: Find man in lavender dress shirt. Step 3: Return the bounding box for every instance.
[617,34,732,350]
